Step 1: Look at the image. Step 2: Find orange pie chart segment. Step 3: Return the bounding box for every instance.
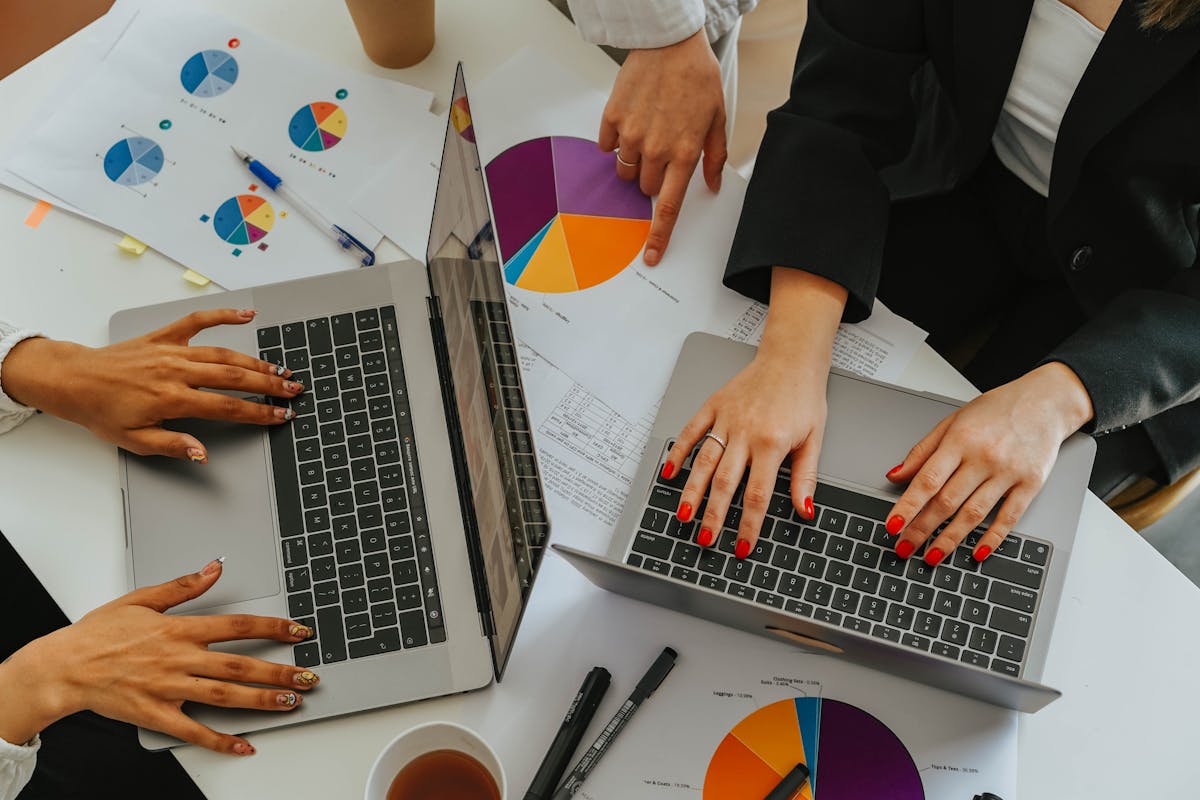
[514,216,578,293]
[559,214,651,290]
[703,734,784,799]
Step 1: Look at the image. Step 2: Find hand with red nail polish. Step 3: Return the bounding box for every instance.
[881,362,1093,564]
[659,269,848,566]
[0,560,316,759]
[2,309,304,462]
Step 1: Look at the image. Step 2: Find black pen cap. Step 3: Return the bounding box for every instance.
[523,667,612,800]
[632,647,677,702]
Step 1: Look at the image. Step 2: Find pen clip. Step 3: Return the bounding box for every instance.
[333,225,377,267]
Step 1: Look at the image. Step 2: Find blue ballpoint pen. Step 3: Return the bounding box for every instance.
[230,146,376,266]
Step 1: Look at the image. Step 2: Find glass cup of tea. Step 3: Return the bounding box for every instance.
[364,721,507,800]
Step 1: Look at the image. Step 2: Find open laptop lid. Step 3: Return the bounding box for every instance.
[424,64,549,678]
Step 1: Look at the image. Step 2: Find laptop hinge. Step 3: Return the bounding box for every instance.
[427,295,497,644]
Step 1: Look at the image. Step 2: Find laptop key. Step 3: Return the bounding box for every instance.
[851,542,881,569]
[842,617,872,634]
[995,535,1023,558]
[648,486,681,512]
[931,642,960,660]
[878,551,906,576]
[345,613,371,640]
[643,557,669,576]
[952,547,980,572]
[697,549,726,574]
[773,521,801,546]
[906,559,934,584]
[803,580,832,606]
[699,575,727,592]
[880,575,907,601]
[724,559,753,584]
[851,568,880,594]
[933,566,963,592]
[786,600,814,617]
[670,566,699,584]
[756,591,786,610]
[832,588,860,613]
[906,584,934,610]
[798,553,826,578]
[671,541,701,568]
[961,599,990,625]
[941,619,970,645]
[824,535,853,561]
[902,633,930,651]
[287,592,313,617]
[997,635,1026,662]
[750,565,780,591]
[871,624,902,643]
[641,508,669,533]
[934,591,962,617]
[871,523,894,548]
[770,544,800,571]
[846,516,873,541]
[293,643,321,668]
[778,574,805,598]
[307,532,333,558]
[632,532,673,560]
[1021,539,1050,566]
[282,537,308,568]
[969,626,998,654]
[981,557,1044,590]
[991,659,1020,677]
[397,611,427,649]
[960,651,989,668]
[824,561,853,586]
[859,596,887,622]
[727,584,755,600]
[812,608,841,625]
[818,508,848,535]
[914,611,942,637]
[717,529,738,555]
[748,540,773,563]
[799,527,826,553]
[885,604,914,630]
[989,607,1032,637]
[962,574,989,599]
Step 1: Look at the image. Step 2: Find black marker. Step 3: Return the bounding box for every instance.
[523,667,612,800]
[549,647,678,800]
[764,762,810,800]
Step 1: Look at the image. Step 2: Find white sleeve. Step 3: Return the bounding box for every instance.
[565,0,707,49]
[0,321,42,435]
[0,735,39,800]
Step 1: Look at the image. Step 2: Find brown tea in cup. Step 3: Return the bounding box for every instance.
[386,748,501,800]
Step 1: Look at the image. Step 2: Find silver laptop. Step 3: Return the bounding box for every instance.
[557,332,1095,712]
[112,66,549,748]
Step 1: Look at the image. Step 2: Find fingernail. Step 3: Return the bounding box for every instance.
[288,624,314,639]
[660,461,675,480]
[886,463,904,478]
[284,381,303,393]
[697,528,714,547]
[238,309,257,319]
[273,364,287,376]
[200,556,225,576]
[895,540,915,559]
[233,741,256,756]
[803,496,815,520]
[924,547,945,567]
[735,539,751,560]
[973,544,992,562]
[677,502,693,523]
[275,407,295,421]
[294,670,320,687]
[276,692,298,707]
[886,514,906,535]
[186,447,208,464]
[645,248,660,264]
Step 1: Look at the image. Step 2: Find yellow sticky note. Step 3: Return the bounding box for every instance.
[116,234,148,255]
[24,200,52,228]
[182,269,211,287]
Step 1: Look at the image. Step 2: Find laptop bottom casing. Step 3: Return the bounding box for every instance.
[112,260,494,749]
[557,332,1094,713]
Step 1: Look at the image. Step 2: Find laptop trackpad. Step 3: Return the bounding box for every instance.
[126,417,280,613]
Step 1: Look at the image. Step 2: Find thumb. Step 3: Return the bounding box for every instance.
[124,558,223,613]
[124,427,208,464]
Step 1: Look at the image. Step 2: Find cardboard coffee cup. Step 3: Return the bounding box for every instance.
[345,0,435,69]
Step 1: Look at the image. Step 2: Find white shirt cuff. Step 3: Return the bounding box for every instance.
[566,0,707,49]
[0,733,40,800]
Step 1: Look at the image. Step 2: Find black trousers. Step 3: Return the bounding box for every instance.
[875,150,1164,499]
[0,532,205,800]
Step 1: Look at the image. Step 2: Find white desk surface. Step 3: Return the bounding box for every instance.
[1,2,1197,798]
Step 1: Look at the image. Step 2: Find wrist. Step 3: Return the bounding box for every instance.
[0,641,76,744]
[1028,362,1095,435]
[758,268,848,366]
[2,337,86,412]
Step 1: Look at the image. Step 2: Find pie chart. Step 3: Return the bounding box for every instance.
[212,194,274,246]
[180,50,238,98]
[703,698,924,800]
[103,137,164,186]
[289,102,348,151]
[486,136,652,293]
[450,96,475,143]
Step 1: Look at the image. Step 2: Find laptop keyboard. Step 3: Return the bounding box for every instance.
[625,443,1051,678]
[258,306,445,668]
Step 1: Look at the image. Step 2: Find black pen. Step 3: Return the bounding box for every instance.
[764,762,810,800]
[524,667,612,800]
[549,647,678,800]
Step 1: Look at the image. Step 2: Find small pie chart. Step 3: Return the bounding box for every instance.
[289,102,348,151]
[703,698,924,800]
[212,194,274,246]
[103,137,164,186]
[180,50,238,98]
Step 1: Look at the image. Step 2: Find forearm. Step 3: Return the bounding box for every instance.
[1,337,88,415]
[758,267,848,371]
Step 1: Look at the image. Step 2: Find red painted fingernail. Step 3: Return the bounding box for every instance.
[886,514,905,535]
[735,539,751,560]
[697,528,714,547]
[661,461,675,480]
[973,544,992,562]
[895,540,915,559]
[677,502,693,523]
[924,547,945,567]
[886,463,904,478]
[803,496,815,520]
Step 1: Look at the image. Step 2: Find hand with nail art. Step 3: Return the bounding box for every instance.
[0,559,318,757]
[662,269,847,559]
[884,362,1094,565]
[1,308,302,462]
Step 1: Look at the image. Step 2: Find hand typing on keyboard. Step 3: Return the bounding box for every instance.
[0,559,319,756]
[2,309,304,463]
[883,362,1094,566]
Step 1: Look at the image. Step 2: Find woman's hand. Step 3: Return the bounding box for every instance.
[0,560,319,756]
[662,269,848,557]
[2,308,303,462]
[884,362,1095,565]
[599,28,726,265]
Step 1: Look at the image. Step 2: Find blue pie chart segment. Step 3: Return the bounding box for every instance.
[103,137,164,186]
[181,50,238,98]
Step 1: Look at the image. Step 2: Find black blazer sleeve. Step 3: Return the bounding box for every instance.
[724,0,929,322]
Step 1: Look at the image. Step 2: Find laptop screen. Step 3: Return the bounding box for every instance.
[425,65,549,677]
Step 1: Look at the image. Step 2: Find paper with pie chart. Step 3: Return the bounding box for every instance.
[487,136,651,294]
[704,698,924,800]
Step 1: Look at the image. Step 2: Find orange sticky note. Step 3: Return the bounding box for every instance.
[24,200,52,228]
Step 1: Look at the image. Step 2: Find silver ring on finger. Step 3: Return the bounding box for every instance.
[703,430,728,452]
[616,150,641,168]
